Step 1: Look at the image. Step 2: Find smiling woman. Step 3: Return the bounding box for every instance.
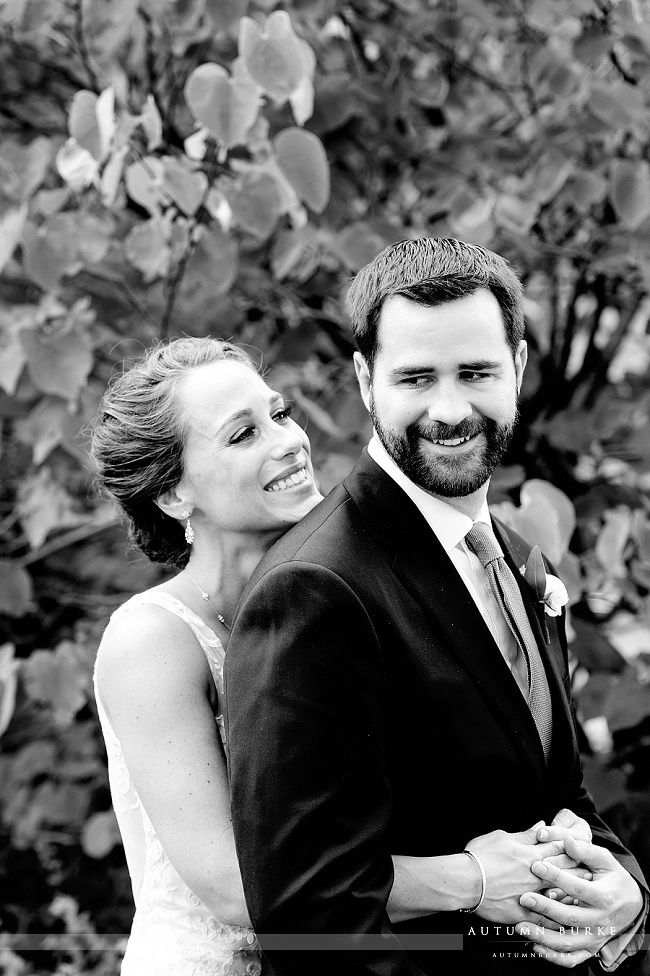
[88,337,324,976]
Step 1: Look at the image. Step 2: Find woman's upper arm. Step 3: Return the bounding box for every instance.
[95,607,245,921]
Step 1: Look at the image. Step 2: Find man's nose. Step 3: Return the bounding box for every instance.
[425,382,473,427]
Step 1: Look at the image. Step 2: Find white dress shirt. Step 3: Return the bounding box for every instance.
[367,435,527,697]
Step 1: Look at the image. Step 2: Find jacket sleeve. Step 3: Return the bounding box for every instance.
[551,600,648,893]
[224,561,425,976]
[551,606,649,973]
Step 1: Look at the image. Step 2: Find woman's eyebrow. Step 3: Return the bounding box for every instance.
[218,394,284,432]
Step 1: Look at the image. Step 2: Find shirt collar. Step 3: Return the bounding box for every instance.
[367,434,492,553]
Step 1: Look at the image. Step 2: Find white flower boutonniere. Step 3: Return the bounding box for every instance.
[542,574,569,617]
[519,545,569,643]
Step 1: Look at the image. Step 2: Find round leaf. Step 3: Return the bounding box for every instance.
[55,138,99,192]
[271,229,309,280]
[125,158,165,215]
[162,158,208,216]
[228,170,282,239]
[520,480,576,556]
[22,218,80,292]
[0,561,32,617]
[0,322,27,395]
[0,204,27,275]
[68,90,102,160]
[568,171,607,214]
[335,222,386,271]
[14,396,69,464]
[82,810,122,858]
[124,218,169,280]
[184,62,259,149]
[0,136,52,203]
[20,326,93,400]
[75,214,111,264]
[274,128,329,213]
[589,82,645,130]
[605,669,650,732]
[23,641,89,725]
[185,226,239,295]
[595,507,632,578]
[610,159,650,230]
[0,643,19,738]
[17,467,87,549]
[239,11,304,100]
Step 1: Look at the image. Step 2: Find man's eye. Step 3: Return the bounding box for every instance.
[461,371,490,382]
[230,426,255,444]
[401,376,431,387]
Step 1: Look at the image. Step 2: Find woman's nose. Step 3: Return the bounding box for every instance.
[270,422,304,458]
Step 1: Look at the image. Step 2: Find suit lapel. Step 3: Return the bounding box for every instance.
[344,454,549,787]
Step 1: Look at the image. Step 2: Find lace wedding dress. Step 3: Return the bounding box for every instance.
[94,592,261,976]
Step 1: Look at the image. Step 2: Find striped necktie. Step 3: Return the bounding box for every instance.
[465,521,553,760]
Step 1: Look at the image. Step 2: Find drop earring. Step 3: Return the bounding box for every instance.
[182,510,194,545]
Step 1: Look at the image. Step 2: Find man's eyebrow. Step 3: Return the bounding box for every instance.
[388,360,502,377]
[458,360,502,371]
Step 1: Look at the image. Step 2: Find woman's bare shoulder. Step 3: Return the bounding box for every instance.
[96,592,211,696]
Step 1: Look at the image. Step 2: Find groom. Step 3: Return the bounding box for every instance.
[225,239,647,975]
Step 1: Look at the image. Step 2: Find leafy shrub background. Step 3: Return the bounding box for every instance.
[1,0,650,972]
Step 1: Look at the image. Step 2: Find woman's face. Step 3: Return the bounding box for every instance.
[175,360,322,537]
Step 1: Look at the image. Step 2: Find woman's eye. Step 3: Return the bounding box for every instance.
[273,404,293,422]
[230,426,255,444]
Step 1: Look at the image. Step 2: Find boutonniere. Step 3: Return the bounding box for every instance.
[519,545,569,644]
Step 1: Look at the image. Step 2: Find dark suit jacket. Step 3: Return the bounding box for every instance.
[225,451,647,976]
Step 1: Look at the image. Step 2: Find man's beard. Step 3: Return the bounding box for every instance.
[370,395,517,498]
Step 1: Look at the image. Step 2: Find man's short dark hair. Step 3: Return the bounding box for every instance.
[345,237,525,369]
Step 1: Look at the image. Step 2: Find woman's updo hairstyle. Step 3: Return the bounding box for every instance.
[91,337,255,568]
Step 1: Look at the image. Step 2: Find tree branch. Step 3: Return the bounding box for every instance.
[72,0,101,92]
[582,293,644,408]
[557,266,590,378]
[18,513,118,568]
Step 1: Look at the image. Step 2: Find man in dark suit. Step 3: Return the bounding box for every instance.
[225,239,647,976]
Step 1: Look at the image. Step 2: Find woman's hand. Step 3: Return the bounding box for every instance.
[536,809,593,905]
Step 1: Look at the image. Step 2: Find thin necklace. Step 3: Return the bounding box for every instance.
[183,569,230,630]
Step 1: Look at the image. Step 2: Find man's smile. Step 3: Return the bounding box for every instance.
[420,431,482,451]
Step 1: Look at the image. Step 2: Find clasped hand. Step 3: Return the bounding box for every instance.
[467,809,642,968]
[466,808,593,926]
[515,834,643,968]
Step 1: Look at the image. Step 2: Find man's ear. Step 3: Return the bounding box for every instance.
[353,352,371,411]
[155,484,191,522]
[514,340,528,394]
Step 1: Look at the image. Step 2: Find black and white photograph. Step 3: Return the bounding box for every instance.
[1,2,650,975]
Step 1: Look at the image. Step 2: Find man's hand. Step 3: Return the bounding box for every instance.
[538,809,592,903]
[514,836,643,968]
[466,823,577,924]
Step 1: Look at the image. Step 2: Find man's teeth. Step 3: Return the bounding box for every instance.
[431,434,473,446]
[266,467,309,492]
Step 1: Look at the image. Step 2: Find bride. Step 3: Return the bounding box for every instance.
[91,338,576,975]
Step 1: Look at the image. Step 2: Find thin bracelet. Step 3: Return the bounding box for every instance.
[459,849,487,913]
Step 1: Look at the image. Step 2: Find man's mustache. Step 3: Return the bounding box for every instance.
[411,420,486,442]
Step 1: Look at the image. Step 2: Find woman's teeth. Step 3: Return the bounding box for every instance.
[266,467,309,492]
